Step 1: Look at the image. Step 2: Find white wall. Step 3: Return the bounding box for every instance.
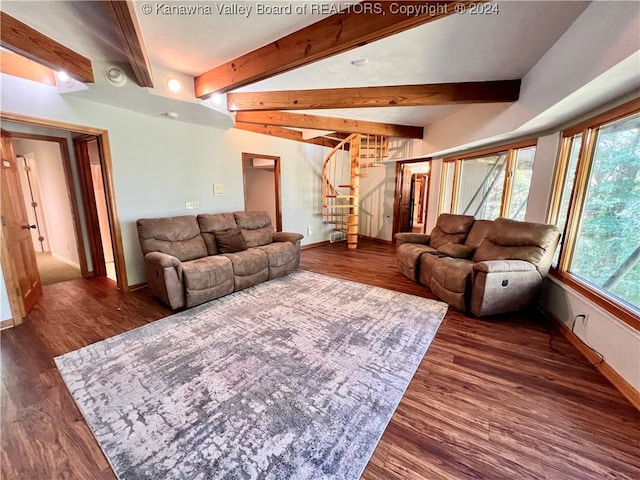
[12,138,80,267]
[1,75,331,290]
[0,264,11,321]
[359,163,395,241]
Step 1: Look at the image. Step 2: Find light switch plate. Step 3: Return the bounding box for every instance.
[186,201,199,209]
[213,183,224,196]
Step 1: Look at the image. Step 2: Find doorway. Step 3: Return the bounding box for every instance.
[241,153,282,231]
[1,112,128,326]
[392,159,431,240]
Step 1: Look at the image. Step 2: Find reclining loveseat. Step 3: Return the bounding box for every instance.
[396,215,560,317]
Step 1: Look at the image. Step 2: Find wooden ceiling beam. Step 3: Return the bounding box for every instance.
[195,1,481,98]
[234,123,342,149]
[104,1,154,87]
[227,80,522,111]
[235,111,423,139]
[0,50,56,86]
[0,11,94,83]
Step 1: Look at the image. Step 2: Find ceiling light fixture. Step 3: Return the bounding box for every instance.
[211,93,223,105]
[104,66,127,87]
[167,78,181,92]
[351,58,368,67]
[56,71,74,87]
[165,112,179,120]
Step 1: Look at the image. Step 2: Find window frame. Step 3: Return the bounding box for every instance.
[439,139,537,218]
[547,98,640,331]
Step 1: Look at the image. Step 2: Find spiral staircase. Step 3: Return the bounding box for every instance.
[322,134,389,249]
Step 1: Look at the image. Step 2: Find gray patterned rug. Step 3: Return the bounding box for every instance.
[55,270,447,480]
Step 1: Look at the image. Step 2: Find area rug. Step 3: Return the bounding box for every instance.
[55,270,447,480]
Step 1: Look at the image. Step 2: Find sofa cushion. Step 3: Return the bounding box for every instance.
[197,213,239,255]
[137,215,207,262]
[234,211,274,248]
[429,214,475,249]
[215,228,247,253]
[464,219,493,249]
[430,257,474,294]
[181,255,234,308]
[472,218,560,272]
[437,244,475,259]
[223,248,269,290]
[257,242,297,279]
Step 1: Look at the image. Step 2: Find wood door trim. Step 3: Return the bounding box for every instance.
[9,131,89,276]
[391,158,432,242]
[241,152,282,232]
[1,112,129,292]
[74,137,106,277]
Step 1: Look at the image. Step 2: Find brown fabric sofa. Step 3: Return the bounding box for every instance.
[137,211,303,309]
[396,216,560,317]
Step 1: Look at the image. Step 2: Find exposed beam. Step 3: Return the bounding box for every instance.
[227,80,522,111]
[195,1,481,98]
[104,1,154,87]
[0,11,94,83]
[234,122,342,149]
[235,111,423,139]
[0,50,56,86]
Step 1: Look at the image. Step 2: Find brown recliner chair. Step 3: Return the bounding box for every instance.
[395,214,475,281]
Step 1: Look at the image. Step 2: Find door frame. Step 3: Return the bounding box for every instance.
[0,112,129,323]
[10,131,91,276]
[392,157,432,242]
[241,152,282,231]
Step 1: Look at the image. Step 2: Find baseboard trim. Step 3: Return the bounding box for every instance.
[541,306,640,411]
[301,241,330,250]
[51,252,81,269]
[358,235,392,245]
[128,282,148,292]
[0,318,14,330]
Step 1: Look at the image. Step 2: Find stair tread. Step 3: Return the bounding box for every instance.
[323,204,354,208]
[325,194,357,198]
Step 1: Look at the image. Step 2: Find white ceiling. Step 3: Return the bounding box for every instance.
[1,1,592,129]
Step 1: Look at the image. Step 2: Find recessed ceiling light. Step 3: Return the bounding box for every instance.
[351,58,368,67]
[104,66,127,87]
[56,71,74,87]
[167,78,181,92]
[211,93,223,105]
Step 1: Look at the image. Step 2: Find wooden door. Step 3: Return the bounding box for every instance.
[396,165,414,233]
[1,131,42,316]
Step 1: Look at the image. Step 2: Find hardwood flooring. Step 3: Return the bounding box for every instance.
[2,239,639,479]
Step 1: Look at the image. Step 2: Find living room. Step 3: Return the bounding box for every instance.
[1,1,639,478]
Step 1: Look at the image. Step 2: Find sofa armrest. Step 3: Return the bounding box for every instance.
[394,232,431,246]
[273,232,304,244]
[145,251,181,269]
[473,259,537,273]
[470,260,542,317]
[144,252,184,309]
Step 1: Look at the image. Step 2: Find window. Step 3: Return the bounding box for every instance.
[549,99,640,328]
[439,141,537,220]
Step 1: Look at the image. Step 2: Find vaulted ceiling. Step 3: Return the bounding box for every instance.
[1,1,592,142]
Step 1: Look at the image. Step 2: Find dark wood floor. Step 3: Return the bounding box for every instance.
[2,239,639,479]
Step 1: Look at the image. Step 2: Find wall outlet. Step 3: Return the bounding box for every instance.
[186,201,199,210]
[306,226,313,235]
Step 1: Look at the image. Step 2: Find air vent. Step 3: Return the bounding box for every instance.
[330,232,347,243]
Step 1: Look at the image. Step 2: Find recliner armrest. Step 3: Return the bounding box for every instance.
[394,233,431,246]
[473,259,537,273]
[273,232,304,244]
[145,251,181,268]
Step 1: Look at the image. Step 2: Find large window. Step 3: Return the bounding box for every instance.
[439,141,537,220]
[549,100,640,327]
